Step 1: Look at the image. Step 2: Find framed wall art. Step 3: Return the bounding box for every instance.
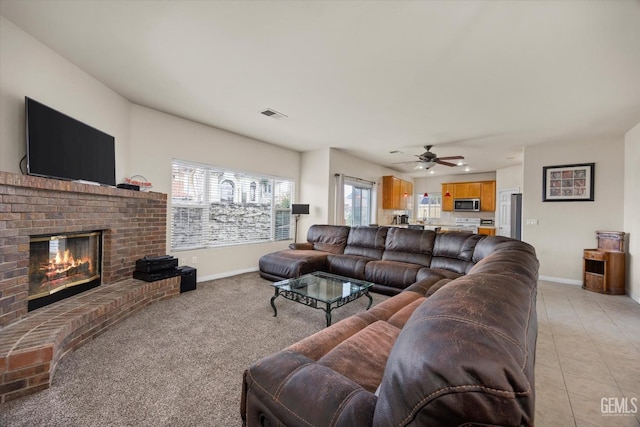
[542,163,595,202]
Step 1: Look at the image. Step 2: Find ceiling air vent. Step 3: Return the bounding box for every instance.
[259,108,288,119]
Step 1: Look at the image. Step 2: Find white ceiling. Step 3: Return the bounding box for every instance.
[2,0,639,177]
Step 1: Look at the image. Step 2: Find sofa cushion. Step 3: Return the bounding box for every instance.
[415,266,462,283]
[318,320,400,393]
[361,290,424,322]
[306,224,351,254]
[429,232,485,274]
[471,235,538,266]
[242,350,376,427]
[386,297,425,329]
[326,227,388,279]
[365,260,424,290]
[373,271,537,426]
[326,254,371,280]
[258,250,330,281]
[344,226,389,258]
[381,227,436,266]
[405,274,455,296]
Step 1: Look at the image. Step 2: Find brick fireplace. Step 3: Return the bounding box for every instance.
[0,171,180,402]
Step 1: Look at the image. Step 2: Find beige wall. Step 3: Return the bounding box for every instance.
[0,17,302,281]
[296,148,410,239]
[0,17,130,177]
[624,122,640,303]
[522,137,625,284]
[329,148,413,228]
[298,148,331,239]
[129,105,301,280]
[496,164,523,192]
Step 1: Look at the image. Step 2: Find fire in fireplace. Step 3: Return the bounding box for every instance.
[28,231,102,311]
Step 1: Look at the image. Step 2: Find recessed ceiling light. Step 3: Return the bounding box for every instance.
[429,170,435,175]
[457,161,465,166]
[464,167,471,172]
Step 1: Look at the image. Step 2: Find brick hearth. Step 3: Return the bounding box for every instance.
[0,276,179,403]
[0,171,179,403]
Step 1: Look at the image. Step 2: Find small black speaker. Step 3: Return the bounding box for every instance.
[177,266,196,293]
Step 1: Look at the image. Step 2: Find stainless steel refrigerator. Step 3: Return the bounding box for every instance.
[510,193,522,240]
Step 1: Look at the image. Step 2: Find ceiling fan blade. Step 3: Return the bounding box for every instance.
[392,160,420,165]
[436,159,457,167]
[437,156,464,160]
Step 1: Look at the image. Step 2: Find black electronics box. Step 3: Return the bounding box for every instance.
[177,266,197,293]
[135,255,178,273]
[117,183,140,191]
[133,268,180,282]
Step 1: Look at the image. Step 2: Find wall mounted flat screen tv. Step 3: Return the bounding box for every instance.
[26,97,116,186]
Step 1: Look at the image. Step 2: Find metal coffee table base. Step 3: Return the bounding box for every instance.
[271,287,373,327]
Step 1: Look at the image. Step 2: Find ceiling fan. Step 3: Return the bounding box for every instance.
[394,145,465,170]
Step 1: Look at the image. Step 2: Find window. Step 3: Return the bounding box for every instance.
[220,180,234,203]
[418,192,442,221]
[344,177,373,226]
[171,159,294,250]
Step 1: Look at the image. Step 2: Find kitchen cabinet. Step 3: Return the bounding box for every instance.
[382,176,413,210]
[442,183,454,211]
[480,181,496,212]
[454,182,481,199]
[441,180,496,212]
[478,227,496,236]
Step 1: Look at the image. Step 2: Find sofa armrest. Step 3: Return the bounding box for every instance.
[241,350,376,426]
[289,242,313,250]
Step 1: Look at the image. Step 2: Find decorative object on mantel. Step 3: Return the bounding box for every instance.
[583,230,626,295]
[123,175,153,191]
[542,163,595,202]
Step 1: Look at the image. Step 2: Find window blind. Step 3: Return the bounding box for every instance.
[171,159,295,250]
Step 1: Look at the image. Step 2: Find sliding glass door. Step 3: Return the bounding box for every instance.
[344,179,372,226]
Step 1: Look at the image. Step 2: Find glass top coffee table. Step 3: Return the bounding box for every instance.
[270,272,374,327]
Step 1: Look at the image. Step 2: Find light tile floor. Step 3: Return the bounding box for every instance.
[535,280,640,426]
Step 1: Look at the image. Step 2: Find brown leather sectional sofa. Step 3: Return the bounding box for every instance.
[243,225,539,426]
[260,225,490,295]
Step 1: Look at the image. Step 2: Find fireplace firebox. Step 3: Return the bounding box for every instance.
[28,231,102,311]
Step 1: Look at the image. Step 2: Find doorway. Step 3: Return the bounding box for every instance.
[497,188,520,237]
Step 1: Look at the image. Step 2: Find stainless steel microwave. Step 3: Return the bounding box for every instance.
[454,198,480,212]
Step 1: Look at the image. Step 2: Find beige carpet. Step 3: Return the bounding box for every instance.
[0,272,387,427]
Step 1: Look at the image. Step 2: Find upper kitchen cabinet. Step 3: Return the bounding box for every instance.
[442,183,454,211]
[480,181,496,212]
[382,176,413,210]
[441,180,496,212]
[454,182,481,199]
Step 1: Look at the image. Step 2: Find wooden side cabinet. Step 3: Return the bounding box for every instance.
[583,249,626,295]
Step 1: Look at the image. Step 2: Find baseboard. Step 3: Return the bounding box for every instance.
[197,267,259,283]
[538,275,582,286]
